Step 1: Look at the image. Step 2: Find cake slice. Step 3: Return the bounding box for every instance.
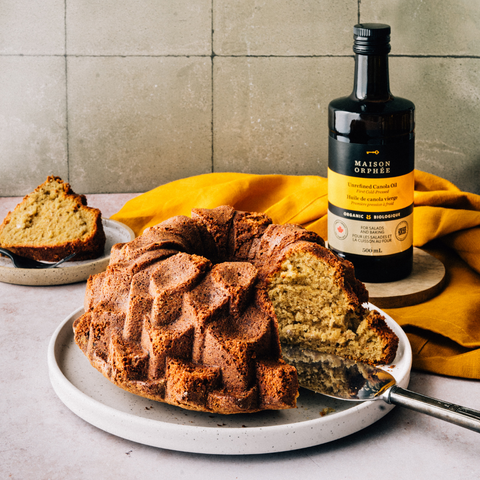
[0,176,105,262]
[262,239,398,365]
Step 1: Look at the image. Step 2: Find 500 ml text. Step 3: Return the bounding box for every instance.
[362,247,383,254]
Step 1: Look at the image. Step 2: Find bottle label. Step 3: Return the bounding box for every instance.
[328,138,414,256]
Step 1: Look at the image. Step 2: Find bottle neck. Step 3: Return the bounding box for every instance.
[352,53,391,101]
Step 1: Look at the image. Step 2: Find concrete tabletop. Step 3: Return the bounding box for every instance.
[1,193,479,480]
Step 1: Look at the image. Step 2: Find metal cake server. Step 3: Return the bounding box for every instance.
[0,248,76,269]
[282,345,480,433]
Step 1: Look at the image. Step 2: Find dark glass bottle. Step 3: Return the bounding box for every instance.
[328,24,415,283]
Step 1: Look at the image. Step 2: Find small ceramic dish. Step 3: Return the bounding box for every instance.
[0,219,135,286]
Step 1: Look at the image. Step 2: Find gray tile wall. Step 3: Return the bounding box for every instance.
[1,0,479,196]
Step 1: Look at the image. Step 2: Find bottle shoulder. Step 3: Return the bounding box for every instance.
[329,94,415,115]
[329,94,415,141]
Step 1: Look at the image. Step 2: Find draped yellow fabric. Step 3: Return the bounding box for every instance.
[111,170,480,379]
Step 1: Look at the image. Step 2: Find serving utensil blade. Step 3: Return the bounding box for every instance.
[282,344,480,433]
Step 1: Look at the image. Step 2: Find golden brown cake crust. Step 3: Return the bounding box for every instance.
[0,176,105,262]
[73,205,398,415]
[361,310,399,364]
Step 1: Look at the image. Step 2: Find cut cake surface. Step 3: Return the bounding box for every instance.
[0,176,105,262]
[265,243,398,365]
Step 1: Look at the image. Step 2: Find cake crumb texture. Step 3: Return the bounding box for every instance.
[0,176,105,261]
[267,247,398,364]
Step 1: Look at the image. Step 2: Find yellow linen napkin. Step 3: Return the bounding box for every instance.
[111,173,329,237]
[111,170,480,379]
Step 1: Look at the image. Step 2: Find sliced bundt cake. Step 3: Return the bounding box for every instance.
[73,205,398,415]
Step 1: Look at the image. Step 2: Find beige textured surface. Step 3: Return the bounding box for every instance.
[0,56,68,193]
[1,194,480,478]
[0,0,64,55]
[366,248,446,309]
[214,0,356,55]
[66,0,212,55]
[214,56,352,176]
[360,0,480,56]
[1,0,479,197]
[67,56,213,193]
[391,57,480,190]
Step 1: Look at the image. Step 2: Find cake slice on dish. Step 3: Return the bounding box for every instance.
[0,176,105,262]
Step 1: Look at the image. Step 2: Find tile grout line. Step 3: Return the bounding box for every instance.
[0,53,477,59]
[211,0,215,174]
[64,0,70,182]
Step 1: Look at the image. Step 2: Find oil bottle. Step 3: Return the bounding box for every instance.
[328,23,415,282]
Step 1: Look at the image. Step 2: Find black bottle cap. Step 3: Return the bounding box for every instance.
[353,23,391,54]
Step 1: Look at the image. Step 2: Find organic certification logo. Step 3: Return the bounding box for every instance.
[334,220,348,240]
[395,221,408,241]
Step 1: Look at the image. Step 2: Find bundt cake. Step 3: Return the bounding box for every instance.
[0,176,105,262]
[73,205,398,414]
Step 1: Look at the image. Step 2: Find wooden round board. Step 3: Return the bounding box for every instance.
[364,248,446,308]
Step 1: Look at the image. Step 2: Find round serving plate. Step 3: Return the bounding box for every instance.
[48,304,411,455]
[0,219,135,286]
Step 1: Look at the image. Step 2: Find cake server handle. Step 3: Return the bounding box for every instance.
[382,385,480,433]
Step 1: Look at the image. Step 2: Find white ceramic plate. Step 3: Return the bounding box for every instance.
[48,304,411,455]
[0,219,135,286]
